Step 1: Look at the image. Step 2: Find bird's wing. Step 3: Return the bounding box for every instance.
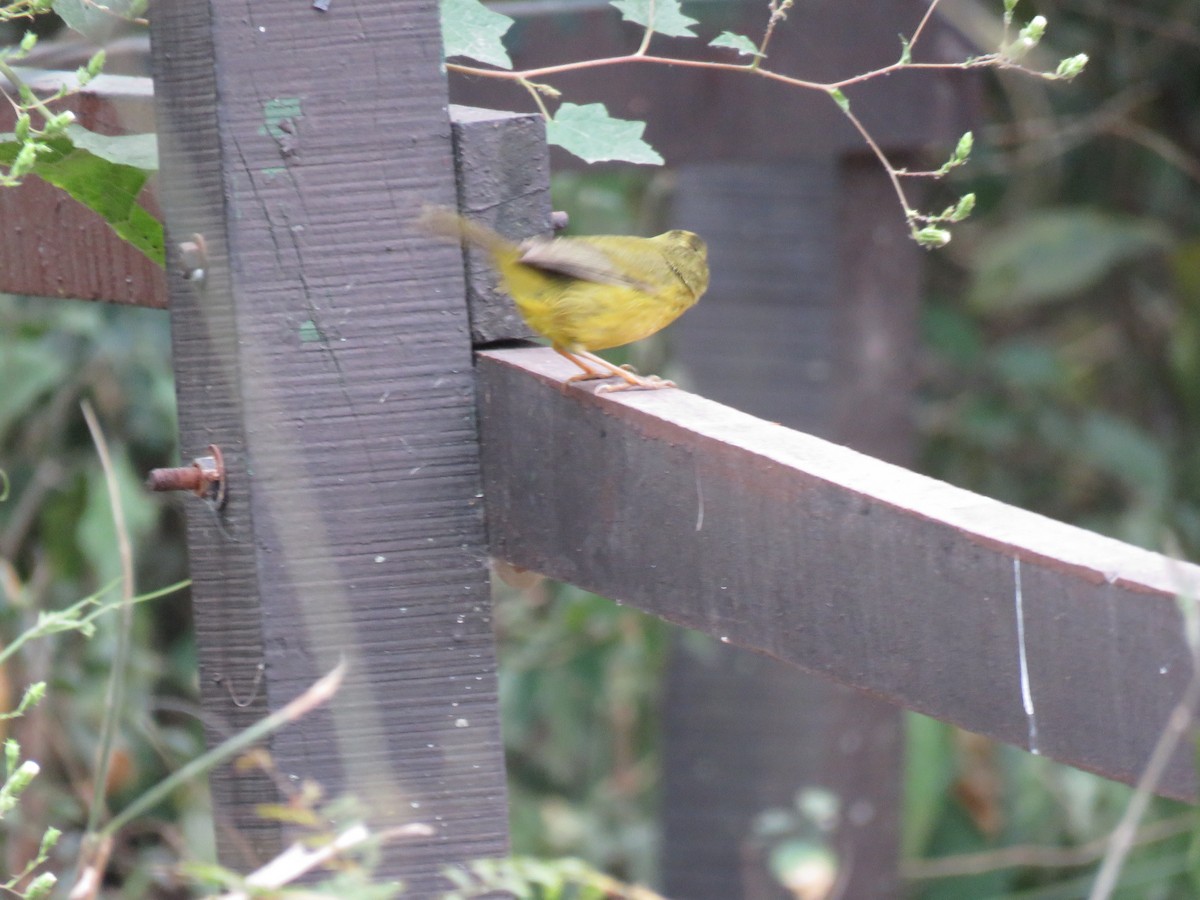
[517,238,654,291]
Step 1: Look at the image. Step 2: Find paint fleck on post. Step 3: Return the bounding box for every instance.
[299,319,323,343]
[1013,557,1039,755]
[259,97,304,141]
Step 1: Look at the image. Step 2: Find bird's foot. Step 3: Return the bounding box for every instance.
[559,348,672,391]
[594,373,676,393]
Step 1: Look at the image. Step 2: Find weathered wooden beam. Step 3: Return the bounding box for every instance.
[149,0,507,888]
[477,346,1200,801]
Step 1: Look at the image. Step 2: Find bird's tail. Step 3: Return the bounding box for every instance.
[419,206,518,258]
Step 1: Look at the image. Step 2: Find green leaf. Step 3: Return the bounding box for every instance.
[970,208,1170,311]
[828,87,850,113]
[53,0,145,43]
[709,31,762,58]
[610,0,698,38]
[949,192,976,222]
[440,0,514,69]
[951,130,973,166]
[546,103,663,165]
[914,225,951,248]
[64,124,158,171]
[0,133,163,265]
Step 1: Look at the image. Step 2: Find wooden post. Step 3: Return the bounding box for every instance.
[148,2,507,889]
[657,157,920,897]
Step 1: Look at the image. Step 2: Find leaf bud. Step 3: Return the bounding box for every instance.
[914,226,952,248]
[1055,53,1088,80]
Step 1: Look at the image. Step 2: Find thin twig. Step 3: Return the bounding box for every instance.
[908,0,944,52]
[756,0,793,64]
[214,822,434,898]
[1088,594,1200,900]
[445,51,1047,95]
[1106,120,1200,188]
[79,400,134,840]
[903,811,1197,880]
[444,32,1055,238]
[0,58,58,124]
[0,579,188,668]
[518,78,552,120]
[834,99,917,226]
[447,54,769,84]
[96,660,346,840]
[634,0,655,57]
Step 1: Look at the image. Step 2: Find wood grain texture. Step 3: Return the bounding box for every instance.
[449,106,548,345]
[670,161,837,420]
[150,0,506,886]
[477,347,1200,800]
[830,154,923,454]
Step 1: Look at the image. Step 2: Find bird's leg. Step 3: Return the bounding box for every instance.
[576,349,639,374]
[556,347,676,392]
[555,346,610,381]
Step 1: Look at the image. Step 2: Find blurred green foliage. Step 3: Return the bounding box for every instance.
[922,2,1200,555]
[909,1,1200,896]
[0,295,205,895]
[498,582,669,886]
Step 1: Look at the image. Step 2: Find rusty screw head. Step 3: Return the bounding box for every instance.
[147,444,226,508]
[177,233,208,283]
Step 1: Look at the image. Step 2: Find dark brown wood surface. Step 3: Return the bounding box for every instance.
[477,346,1200,801]
[449,105,546,345]
[658,159,915,899]
[149,0,507,887]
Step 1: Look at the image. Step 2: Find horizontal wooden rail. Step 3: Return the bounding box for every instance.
[477,346,1200,800]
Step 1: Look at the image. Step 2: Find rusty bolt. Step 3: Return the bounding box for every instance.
[177,233,208,283]
[147,444,226,508]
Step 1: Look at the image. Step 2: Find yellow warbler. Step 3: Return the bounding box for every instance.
[422,208,709,391]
